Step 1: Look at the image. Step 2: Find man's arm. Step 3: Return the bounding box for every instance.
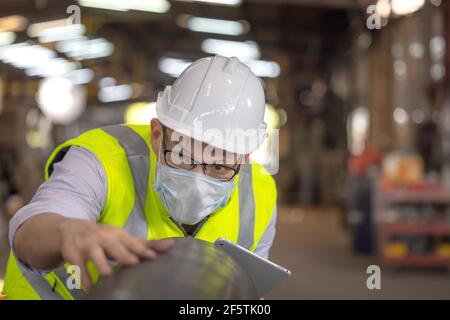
[10,146,107,271]
[13,213,68,271]
[10,147,172,289]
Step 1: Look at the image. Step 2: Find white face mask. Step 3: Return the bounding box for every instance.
[154,162,235,225]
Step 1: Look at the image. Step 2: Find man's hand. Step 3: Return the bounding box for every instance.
[59,219,173,290]
[14,213,173,291]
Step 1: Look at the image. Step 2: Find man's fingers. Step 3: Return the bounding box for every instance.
[102,240,139,266]
[122,237,157,260]
[88,246,113,276]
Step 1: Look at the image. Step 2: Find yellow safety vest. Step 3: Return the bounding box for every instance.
[2,124,277,300]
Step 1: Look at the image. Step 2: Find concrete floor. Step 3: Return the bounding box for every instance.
[1,207,450,299]
[266,207,450,300]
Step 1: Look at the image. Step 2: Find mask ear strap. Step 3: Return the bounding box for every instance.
[157,126,165,164]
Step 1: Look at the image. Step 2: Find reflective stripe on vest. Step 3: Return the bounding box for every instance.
[13,255,63,300]
[237,164,255,249]
[101,125,150,239]
[52,265,86,300]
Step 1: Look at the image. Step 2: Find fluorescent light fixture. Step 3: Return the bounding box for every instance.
[158,57,192,77]
[99,77,116,87]
[68,68,94,84]
[56,37,87,52]
[201,39,260,60]
[158,56,279,78]
[391,0,424,16]
[246,60,280,78]
[10,46,56,69]
[123,0,171,12]
[0,42,28,60]
[0,31,16,46]
[174,0,241,6]
[57,38,113,60]
[0,42,79,78]
[0,43,56,69]
[98,84,133,103]
[0,15,28,32]
[26,58,77,77]
[78,0,128,11]
[38,24,85,43]
[78,0,170,13]
[180,15,246,36]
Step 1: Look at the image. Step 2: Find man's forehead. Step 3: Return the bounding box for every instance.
[165,128,242,164]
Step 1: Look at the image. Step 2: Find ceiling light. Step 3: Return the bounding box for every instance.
[57,38,113,60]
[174,0,241,6]
[0,43,56,69]
[98,84,133,102]
[78,0,170,13]
[158,57,192,77]
[26,58,77,78]
[391,0,424,16]
[246,60,280,78]
[38,24,85,43]
[99,77,116,87]
[201,39,260,60]
[68,68,94,85]
[178,15,247,36]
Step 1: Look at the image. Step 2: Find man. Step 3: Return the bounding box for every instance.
[3,56,277,299]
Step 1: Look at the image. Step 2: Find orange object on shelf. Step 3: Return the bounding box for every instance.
[383,242,408,258]
[436,244,450,258]
[380,151,424,187]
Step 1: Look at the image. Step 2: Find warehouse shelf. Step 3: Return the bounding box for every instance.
[381,255,450,268]
[382,223,450,236]
[375,183,450,268]
[380,185,450,204]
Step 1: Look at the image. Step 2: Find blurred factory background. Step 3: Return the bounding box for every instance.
[1,0,450,299]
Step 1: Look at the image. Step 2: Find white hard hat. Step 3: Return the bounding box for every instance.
[156,55,267,155]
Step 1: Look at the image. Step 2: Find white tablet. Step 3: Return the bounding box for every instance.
[214,237,291,298]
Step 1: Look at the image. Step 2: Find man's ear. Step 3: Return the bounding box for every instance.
[244,154,250,164]
[150,118,162,155]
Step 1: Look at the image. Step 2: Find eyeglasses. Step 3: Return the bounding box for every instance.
[161,127,240,182]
